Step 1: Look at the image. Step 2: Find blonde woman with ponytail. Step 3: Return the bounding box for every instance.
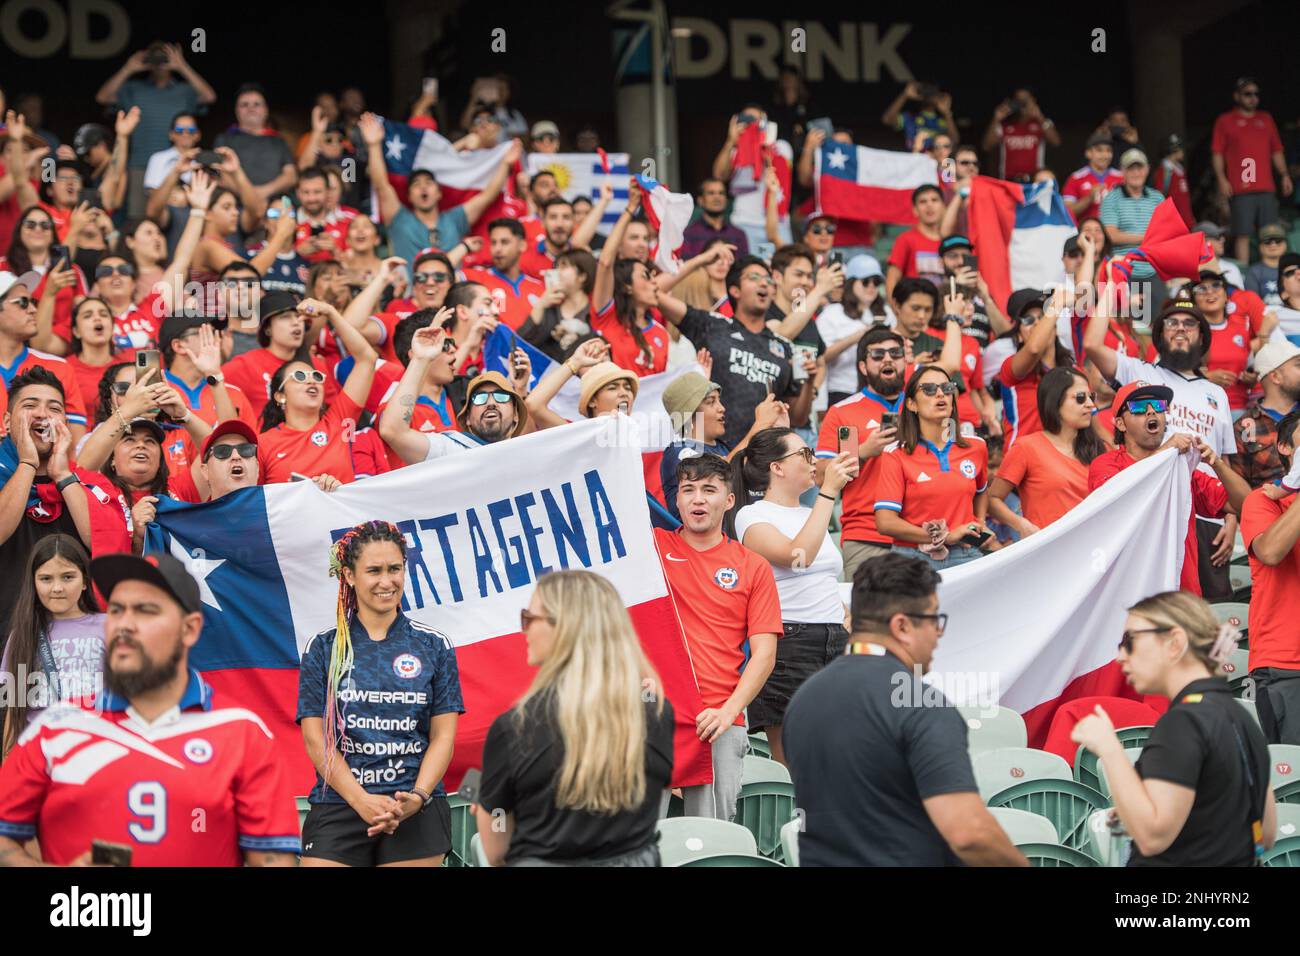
[474,570,674,866]
[1073,591,1277,866]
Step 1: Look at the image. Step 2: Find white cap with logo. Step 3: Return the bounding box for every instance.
[0,270,40,301]
[1255,339,1300,379]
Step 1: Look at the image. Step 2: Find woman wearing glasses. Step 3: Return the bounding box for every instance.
[258,297,386,484]
[988,367,1105,537]
[817,254,892,406]
[998,287,1076,447]
[875,365,997,569]
[1073,591,1275,866]
[1191,265,1274,422]
[729,427,857,764]
[474,569,672,866]
[2,206,88,346]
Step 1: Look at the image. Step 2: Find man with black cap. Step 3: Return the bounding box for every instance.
[0,552,301,866]
[159,311,258,429]
[220,290,329,407]
[1084,291,1237,456]
[1246,223,1289,307]
[1062,132,1122,222]
[1089,380,1249,596]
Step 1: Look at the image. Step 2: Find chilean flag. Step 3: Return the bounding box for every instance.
[814,143,938,225]
[634,174,695,274]
[966,178,1074,313]
[144,418,711,793]
[927,448,1189,745]
[379,117,525,238]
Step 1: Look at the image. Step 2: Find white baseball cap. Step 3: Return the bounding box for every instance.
[1255,339,1300,379]
[0,270,39,301]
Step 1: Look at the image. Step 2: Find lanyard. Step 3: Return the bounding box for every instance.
[845,641,887,656]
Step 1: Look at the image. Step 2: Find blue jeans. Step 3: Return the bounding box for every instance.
[892,543,984,570]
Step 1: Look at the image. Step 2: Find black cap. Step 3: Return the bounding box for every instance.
[126,417,166,442]
[1278,252,1300,277]
[91,553,202,615]
[256,291,301,347]
[1006,288,1049,320]
[1063,235,1082,256]
[73,123,109,157]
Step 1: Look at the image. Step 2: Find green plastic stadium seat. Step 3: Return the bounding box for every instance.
[1018,842,1100,867]
[973,747,1072,802]
[1238,698,1261,728]
[295,796,310,834]
[679,853,784,867]
[469,832,490,867]
[1218,647,1252,698]
[986,778,1108,851]
[959,705,1028,755]
[1276,780,1300,805]
[445,793,472,867]
[780,818,801,867]
[988,806,1058,845]
[1096,747,1143,800]
[1261,836,1300,867]
[1075,725,1153,792]
[1085,809,1132,866]
[1210,602,1249,635]
[747,732,771,759]
[737,756,795,857]
[1269,745,1300,791]
[657,816,758,866]
[1228,562,1251,599]
[1275,803,1300,840]
[741,754,791,785]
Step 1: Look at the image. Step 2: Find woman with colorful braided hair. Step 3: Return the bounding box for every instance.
[296,520,464,867]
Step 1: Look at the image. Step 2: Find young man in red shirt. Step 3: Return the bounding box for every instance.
[0,271,89,439]
[460,218,544,331]
[0,553,300,866]
[885,184,945,299]
[1212,77,1293,264]
[1242,409,1300,744]
[653,453,781,821]
[292,166,349,264]
[1062,133,1122,223]
[981,89,1060,182]
[1088,381,1250,595]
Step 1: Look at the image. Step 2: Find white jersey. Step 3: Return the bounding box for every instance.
[1113,351,1236,455]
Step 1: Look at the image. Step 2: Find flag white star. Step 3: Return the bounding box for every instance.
[385,135,408,162]
[1029,182,1054,214]
[169,538,226,611]
[827,149,848,170]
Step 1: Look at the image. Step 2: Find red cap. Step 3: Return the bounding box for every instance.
[200,419,259,461]
[1110,380,1175,413]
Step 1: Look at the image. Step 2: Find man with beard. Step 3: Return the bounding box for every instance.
[517,197,602,278]
[0,553,300,865]
[1085,292,1237,456]
[378,325,529,464]
[1089,382,1249,596]
[220,291,330,406]
[681,177,749,260]
[292,166,347,264]
[461,219,546,332]
[1235,341,1300,488]
[815,328,908,581]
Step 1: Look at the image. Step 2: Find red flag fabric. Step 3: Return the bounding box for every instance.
[1108,198,1206,283]
[734,123,764,178]
[966,176,1024,313]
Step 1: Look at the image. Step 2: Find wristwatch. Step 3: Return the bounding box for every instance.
[206,372,225,387]
[55,474,81,492]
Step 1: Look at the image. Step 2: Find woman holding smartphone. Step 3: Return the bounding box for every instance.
[874,365,997,569]
[298,520,463,867]
[730,427,857,764]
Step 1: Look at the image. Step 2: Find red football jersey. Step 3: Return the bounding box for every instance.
[1062,166,1123,223]
[459,267,545,331]
[0,347,90,429]
[996,119,1046,181]
[0,673,300,866]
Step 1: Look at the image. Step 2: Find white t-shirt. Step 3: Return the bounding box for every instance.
[143,147,182,191]
[1112,351,1236,455]
[421,429,485,462]
[982,337,1016,389]
[816,304,894,395]
[734,500,844,624]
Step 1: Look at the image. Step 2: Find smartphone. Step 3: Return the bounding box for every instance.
[881,412,898,431]
[422,77,438,99]
[79,187,103,209]
[829,251,844,268]
[961,253,979,276]
[542,269,561,291]
[266,206,281,220]
[91,839,132,867]
[310,223,325,236]
[135,349,161,382]
[755,241,775,262]
[837,424,858,460]
[808,116,834,138]
[790,343,816,383]
[194,149,222,168]
[960,529,993,548]
[459,767,483,804]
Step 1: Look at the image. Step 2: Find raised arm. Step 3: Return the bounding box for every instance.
[881,82,918,130]
[153,169,215,314]
[307,299,376,409]
[298,106,328,170]
[572,179,613,250]
[593,178,641,308]
[30,262,77,355]
[378,318,452,464]
[711,114,742,181]
[248,208,298,276]
[1083,269,1119,381]
[100,108,140,213]
[95,50,147,106]
[460,140,520,227]
[162,43,216,105]
[796,128,825,189]
[525,338,609,428]
[1008,294,1061,379]
[740,453,856,567]
[772,262,842,340]
[340,256,406,346]
[145,149,196,221]
[3,112,39,210]
[359,112,401,224]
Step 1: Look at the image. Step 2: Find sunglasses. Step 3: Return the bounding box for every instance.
[1072,391,1098,405]
[1163,317,1199,331]
[470,389,513,406]
[96,263,136,279]
[1192,281,1224,294]
[222,277,261,288]
[5,295,33,310]
[917,381,959,396]
[867,347,905,360]
[1125,398,1167,415]
[808,223,837,235]
[21,219,53,231]
[1118,626,1170,654]
[414,270,451,285]
[520,608,554,631]
[110,381,132,396]
[207,442,257,461]
[861,276,884,287]
[173,125,199,135]
[1282,268,1300,280]
[777,447,816,465]
[288,369,326,384]
[1261,237,1286,245]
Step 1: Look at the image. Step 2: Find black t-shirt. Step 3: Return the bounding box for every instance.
[765,301,825,355]
[0,485,81,639]
[783,650,978,866]
[479,693,675,864]
[1128,677,1270,867]
[677,306,798,448]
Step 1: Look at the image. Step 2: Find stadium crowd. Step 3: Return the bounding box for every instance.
[0,42,1297,868]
